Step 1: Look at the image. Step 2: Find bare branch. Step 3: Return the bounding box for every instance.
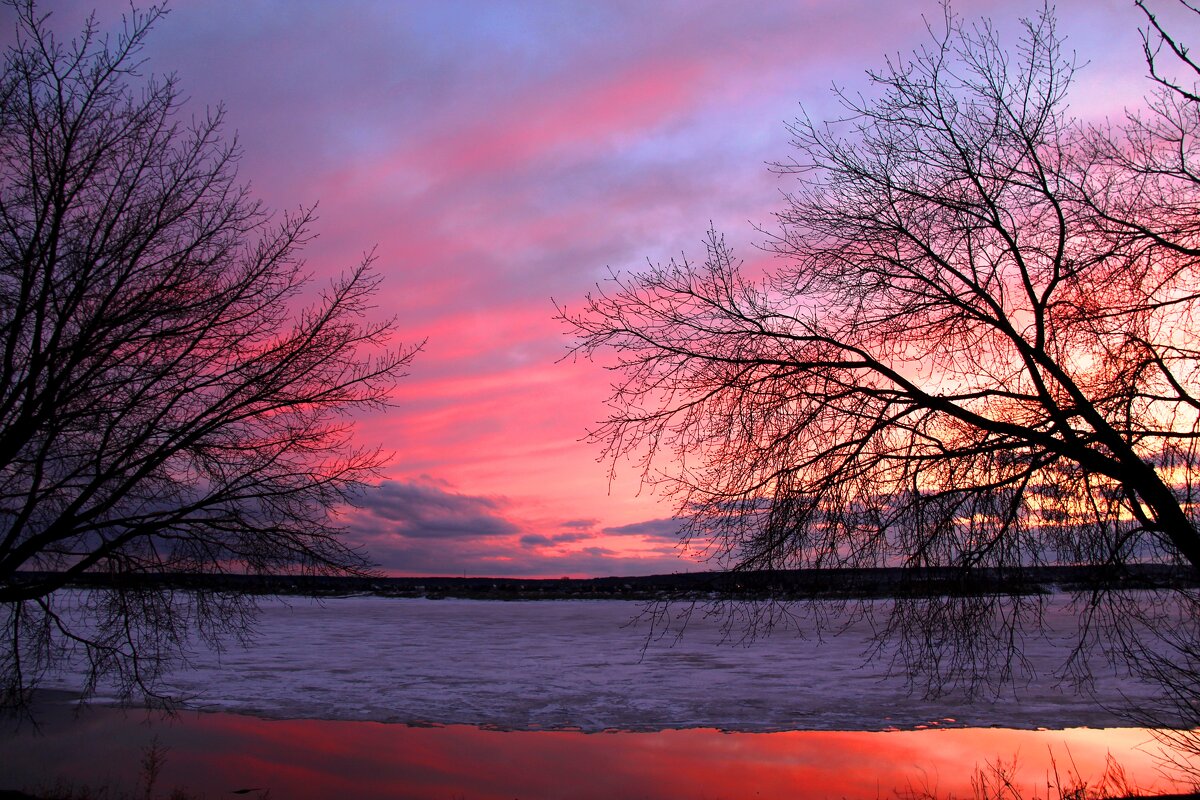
[0,0,419,709]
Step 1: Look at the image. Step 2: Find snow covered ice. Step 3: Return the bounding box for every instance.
[46,594,1167,731]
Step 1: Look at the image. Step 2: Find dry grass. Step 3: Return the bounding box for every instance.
[895,747,1196,800]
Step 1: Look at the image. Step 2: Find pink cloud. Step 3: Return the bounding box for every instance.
[19,0,1159,576]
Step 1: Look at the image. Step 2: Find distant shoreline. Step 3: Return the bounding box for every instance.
[13,563,1197,601]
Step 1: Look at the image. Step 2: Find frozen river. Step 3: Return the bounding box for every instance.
[46,594,1165,731]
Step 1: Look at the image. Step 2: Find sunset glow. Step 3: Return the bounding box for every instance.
[27,0,1168,576]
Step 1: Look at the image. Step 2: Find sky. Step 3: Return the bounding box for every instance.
[24,0,1180,577]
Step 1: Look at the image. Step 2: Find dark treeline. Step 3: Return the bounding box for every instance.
[12,564,1196,602]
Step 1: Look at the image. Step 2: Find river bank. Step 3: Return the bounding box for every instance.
[9,563,1196,602]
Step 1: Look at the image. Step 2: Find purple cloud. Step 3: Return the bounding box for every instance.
[602,518,685,542]
[350,479,518,539]
[358,534,694,578]
[344,479,697,576]
[520,532,594,548]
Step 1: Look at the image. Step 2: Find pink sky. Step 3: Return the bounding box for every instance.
[33,0,1172,576]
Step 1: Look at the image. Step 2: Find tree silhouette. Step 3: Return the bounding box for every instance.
[564,6,1200,580]
[0,2,418,707]
[563,6,1200,750]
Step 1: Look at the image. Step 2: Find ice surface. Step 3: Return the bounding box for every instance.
[44,595,1167,732]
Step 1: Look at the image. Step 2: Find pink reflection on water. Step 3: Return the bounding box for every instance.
[0,699,1190,799]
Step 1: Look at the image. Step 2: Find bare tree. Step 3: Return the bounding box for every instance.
[1138,0,1200,104]
[561,4,1200,746]
[564,6,1200,580]
[0,2,418,707]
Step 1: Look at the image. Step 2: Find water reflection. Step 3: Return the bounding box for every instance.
[0,697,1189,799]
